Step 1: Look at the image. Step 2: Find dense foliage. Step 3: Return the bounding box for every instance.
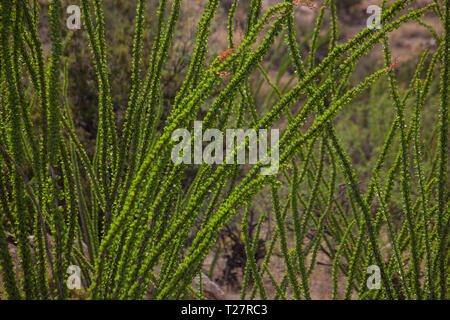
[0,0,448,300]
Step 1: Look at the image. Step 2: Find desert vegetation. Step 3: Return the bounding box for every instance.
[0,0,448,300]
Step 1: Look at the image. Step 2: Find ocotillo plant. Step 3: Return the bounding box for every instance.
[0,0,448,300]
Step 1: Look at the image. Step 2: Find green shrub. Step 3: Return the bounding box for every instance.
[0,0,447,300]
